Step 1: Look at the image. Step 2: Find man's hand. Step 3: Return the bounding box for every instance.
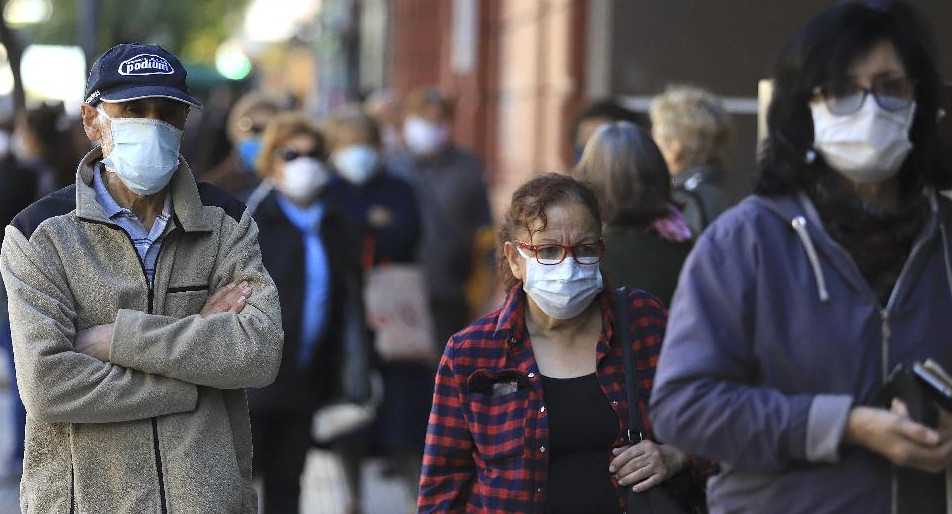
[74,282,252,362]
[75,323,115,362]
[844,400,952,473]
[200,281,252,318]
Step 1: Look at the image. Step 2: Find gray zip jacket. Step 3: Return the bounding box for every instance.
[1,148,283,513]
[651,191,952,514]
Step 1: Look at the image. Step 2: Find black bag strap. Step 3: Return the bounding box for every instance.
[616,286,644,445]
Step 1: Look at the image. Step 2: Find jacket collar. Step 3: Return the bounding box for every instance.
[75,147,212,232]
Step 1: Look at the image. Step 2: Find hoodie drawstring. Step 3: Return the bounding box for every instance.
[792,215,830,303]
[940,224,952,304]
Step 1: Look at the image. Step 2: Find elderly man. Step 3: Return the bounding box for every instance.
[0,43,283,513]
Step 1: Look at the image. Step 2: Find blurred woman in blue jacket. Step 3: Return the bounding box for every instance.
[247,112,370,514]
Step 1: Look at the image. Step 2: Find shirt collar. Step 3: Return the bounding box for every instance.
[276,193,325,233]
[92,161,173,220]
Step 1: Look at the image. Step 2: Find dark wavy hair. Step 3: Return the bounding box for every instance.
[755,1,952,196]
[573,122,672,227]
[497,173,602,290]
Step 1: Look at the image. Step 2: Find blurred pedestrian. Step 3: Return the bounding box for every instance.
[650,85,733,234]
[0,123,32,484]
[651,3,952,513]
[204,91,287,197]
[418,173,711,512]
[390,87,494,347]
[247,112,372,514]
[324,106,432,492]
[11,102,77,195]
[574,121,692,306]
[0,42,283,512]
[570,98,646,165]
[364,89,406,157]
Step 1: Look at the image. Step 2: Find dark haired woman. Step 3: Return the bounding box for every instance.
[575,121,692,306]
[418,173,711,512]
[651,2,952,513]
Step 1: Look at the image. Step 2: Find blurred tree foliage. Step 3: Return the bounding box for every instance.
[28,0,252,64]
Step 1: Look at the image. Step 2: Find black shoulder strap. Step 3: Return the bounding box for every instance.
[616,286,643,444]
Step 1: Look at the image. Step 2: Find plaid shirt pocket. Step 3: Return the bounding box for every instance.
[466,389,529,460]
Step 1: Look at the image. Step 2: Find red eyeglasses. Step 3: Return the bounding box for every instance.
[516,240,605,265]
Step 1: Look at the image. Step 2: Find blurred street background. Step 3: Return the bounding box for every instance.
[0,1,950,513]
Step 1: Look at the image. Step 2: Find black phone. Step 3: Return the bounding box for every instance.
[912,359,952,412]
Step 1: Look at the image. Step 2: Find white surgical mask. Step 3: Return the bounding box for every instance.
[403,116,450,156]
[519,248,603,320]
[278,157,329,203]
[99,107,182,195]
[810,96,916,184]
[332,144,379,185]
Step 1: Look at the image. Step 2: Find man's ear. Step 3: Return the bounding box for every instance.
[80,103,102,143]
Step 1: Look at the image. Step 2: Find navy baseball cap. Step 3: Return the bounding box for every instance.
[84,43,202,109]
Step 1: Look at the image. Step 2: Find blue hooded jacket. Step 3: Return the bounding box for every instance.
[651,191,952,514]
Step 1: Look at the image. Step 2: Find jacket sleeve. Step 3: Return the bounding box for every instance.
[109,207,284,390]
[0,226,198,424]
[418,341,475,513]
[649,221,852,472]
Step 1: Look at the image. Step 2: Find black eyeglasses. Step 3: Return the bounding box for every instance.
[813,76,916,116]
[516,240,605,265]
[278,149,322,162]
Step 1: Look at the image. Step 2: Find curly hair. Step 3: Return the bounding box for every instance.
[497,173,602,291]
[755,1,952,196]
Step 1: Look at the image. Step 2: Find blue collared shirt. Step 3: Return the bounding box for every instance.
[275,194,330,366]
[92,164,173,285]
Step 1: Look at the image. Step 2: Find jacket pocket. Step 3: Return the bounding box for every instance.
[467,389,528,460]
[163,288,208,317]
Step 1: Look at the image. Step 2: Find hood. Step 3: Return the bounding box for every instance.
[745,191,952,306]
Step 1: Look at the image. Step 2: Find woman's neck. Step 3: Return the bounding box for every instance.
[524,299,600,342]
[845,175,900,212]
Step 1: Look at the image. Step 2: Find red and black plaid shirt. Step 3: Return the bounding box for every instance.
[418,287,715,513]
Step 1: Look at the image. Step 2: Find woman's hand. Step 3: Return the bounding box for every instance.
[844,399,952,473]
[609,440,688,492]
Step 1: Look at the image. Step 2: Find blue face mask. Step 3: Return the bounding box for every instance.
[237,138,262,171]
[99,107,182,195]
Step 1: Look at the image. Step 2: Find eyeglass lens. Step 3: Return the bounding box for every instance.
[280,149,321,161]
[524,243,603,265]
[820,77,914,116]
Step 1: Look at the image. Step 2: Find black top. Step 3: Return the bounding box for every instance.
[542,373,620,514]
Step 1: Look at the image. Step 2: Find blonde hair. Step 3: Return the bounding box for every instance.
[255,112,326,180]
[649,85,733,167]
[323,104,381,151]
[405,87,455,118]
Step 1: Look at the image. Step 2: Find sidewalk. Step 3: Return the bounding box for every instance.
[0,350,416,514]
[301,451,417,514]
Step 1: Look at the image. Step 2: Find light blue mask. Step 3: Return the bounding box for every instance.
[237,138,262,171]
[332,144,379,185]
[99,107,182,195]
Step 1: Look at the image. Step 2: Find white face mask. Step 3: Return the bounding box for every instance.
[810,96,916,184]
[98,107,182,195]
[332,144,379,185]
[519,248,603,320]
[278,157,329,203]
[403,116,450,156]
